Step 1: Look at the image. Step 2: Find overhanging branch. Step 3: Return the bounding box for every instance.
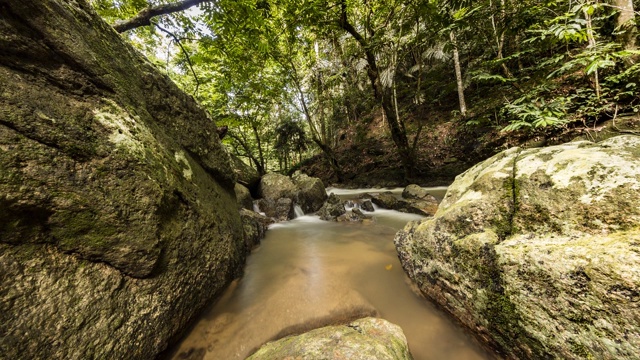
[113,0,212,33]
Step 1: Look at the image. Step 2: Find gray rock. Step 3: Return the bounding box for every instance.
[401,184,431,200]
[292,172,327,213]
[247,317,412,360]
[258,173,298,202]
[0,1,245,359]
[235,183,253,210]
[371,192,399,210]
[317,193,347,221]
[361,200,375,212]
[372,192,437,217]
[258,197,295,221]
[395,136,640,359]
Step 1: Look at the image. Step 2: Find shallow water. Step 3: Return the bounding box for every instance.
[168,188,495,360]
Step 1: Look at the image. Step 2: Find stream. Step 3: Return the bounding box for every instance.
[167,187,495,360]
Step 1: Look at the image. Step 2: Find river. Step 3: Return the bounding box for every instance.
[166,187,495,360]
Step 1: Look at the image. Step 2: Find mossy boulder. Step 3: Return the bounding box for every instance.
[0,1,245,358]
[247,317,413,360]
[395,136,640,359]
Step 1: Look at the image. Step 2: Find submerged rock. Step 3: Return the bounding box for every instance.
[247,317,412,360]
[371,190,438,217]
[0,1,245,358]
[395,136,640,359]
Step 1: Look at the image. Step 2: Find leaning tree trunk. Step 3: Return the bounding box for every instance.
[0,1,247,359]
[450,30,468,117]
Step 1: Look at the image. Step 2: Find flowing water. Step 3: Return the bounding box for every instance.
[167,187,496,360]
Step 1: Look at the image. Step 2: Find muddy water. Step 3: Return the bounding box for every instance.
[168,188,495,360]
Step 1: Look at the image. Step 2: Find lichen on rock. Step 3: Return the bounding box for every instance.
[247,317,413,360]
[395,135,640,359]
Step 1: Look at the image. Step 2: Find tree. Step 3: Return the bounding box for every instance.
[336,0,416,179]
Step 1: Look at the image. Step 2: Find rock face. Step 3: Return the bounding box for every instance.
[395,136,640,359]
[246,317,413,360]
[0,1,245,359]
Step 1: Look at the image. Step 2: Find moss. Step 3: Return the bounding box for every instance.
[52,210,118,249]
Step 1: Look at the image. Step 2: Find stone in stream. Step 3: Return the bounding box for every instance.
[0,1,249,358]
[361,199,375,212]
[257,172,327,220]
[395,136,640,359]
[247,317,412,360]
[371,189,438,217]
[292,171,328,213]
[317,193,347,221]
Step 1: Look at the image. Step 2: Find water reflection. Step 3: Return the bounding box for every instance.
[167,188,495,360]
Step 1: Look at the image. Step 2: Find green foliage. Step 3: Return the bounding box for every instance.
[92,0,640,162]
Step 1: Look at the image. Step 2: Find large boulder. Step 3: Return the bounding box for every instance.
[292,171,327,213]
[247,317,412,360]
[0,1,245,359]
[258,173,298,202]
[395,136,640,359]
[257,197,295,222]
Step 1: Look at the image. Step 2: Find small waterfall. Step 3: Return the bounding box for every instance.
[293,205,304,218]
[253,202,266,216]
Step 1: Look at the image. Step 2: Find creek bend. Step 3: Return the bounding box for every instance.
[168,187,495,360]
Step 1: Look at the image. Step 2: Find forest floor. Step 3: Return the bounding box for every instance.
[297,107,640,188]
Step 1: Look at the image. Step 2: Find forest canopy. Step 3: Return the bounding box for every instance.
[91,0,640,179]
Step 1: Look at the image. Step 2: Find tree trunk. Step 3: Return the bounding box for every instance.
[450,30,467,117]
[338,0,415,179]
[289,60,344,181]
[612,0,637,50]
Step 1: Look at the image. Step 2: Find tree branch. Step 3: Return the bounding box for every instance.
[113,0,212,33]
[154,23,200,95]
